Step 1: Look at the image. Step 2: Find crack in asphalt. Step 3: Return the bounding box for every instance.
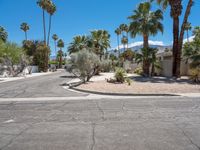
[90,123,96,150]
[0,125,32,150]
[176,125,200,150]
[95,101,105,121]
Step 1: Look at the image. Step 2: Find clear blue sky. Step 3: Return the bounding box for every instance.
[0,0,199,56]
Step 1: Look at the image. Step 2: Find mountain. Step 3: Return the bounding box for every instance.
[109,40,172,55]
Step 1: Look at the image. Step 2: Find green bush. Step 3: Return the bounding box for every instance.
[100,60,112,72]
[115,67,127,83]
[34,43,50,72]
[190,68,200,83]
[68,49,100,83]
[134,67,143,75]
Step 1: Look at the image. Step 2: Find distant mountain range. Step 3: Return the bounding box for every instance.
[109,41,172,55]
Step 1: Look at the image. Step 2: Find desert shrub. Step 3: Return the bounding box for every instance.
[100,59,112,72]
[34,43,50,72]
[134,67,143,75]
[125,78,132,86]
[68,49,100,83]
[190,68,200,83]
[115,67,127,83]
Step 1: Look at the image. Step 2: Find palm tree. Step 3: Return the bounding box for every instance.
[128,2,163,75]
[114,28,121,56]
[37,0,51,44]
[20,22,30,41]
[90,30,111,60]
[154,0,194,77]
[0,26,8,43]
[52,34,58,55]
[119,24,129,49]
[57,39,64,68]
[47,2,56,46]
[68,35,89,54]
[121,36,128,52]
[185,22,192,42]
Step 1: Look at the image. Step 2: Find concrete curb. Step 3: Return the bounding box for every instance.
[70,86,179,97]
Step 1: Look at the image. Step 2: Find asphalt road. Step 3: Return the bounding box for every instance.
[0,97,200,150]
[0,70,87,98]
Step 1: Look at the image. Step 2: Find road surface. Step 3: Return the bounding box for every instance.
[0,70,86,98]
[0,97,200,150]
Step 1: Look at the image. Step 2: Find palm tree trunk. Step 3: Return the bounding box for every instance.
[177,0,193,77]
[47,15,52,46]
[25,31,27,41]
[143,34,150,76]
[117,35,120,57]
[172,16,180,77]
[187,30,189,42]
[42,9,46,45]
[126,32,129,49]
[54,40,57,56]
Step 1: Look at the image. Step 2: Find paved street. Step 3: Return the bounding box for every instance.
[0,70,87,98]
[0,97,200,150]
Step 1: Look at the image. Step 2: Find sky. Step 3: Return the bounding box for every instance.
[0,0,200,56]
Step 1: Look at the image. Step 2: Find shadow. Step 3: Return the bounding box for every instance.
[130,76,195,85]
[60,75,76,79]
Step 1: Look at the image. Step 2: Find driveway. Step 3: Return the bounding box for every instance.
[0,70,87,98]
[0,97,200,150]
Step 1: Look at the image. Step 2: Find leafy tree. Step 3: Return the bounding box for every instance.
[183,26,200,69]
[0,26,8,43]
[34,42,50,72]
[20,23,30,41]
[68,49,100,83]
[128,2,163,75]
[52,34,58,55]
[154,0,194,77]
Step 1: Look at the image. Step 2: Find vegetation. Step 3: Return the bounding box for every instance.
[52,34,58,55]
[183,26,200,82]
[34,42,50,72]
[114,67,127,83]
[68,30,111,61]
[0,40,29,76]
[20,23,30,41]
[57,39,64,68]
[67,49,100,83]
[153,0,194,77]
[128,2,163,76]
[120,49,135,61]
[0,26,8,43]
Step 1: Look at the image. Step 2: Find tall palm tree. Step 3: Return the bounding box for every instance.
[119,24,129,49]
[154,0,194,77]
[57,39,64,68]
[185,22,192,42]
[20,22,30,41]
[37,0,51,44]
[128,2,163,75]
[52,34,58,55]
[0,26,8,43]
[47,2,56,46]
[114,28,121,56]
[121,36,128,52]
[68,35,89,54]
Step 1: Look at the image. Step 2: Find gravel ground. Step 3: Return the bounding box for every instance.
[76,76,200,94]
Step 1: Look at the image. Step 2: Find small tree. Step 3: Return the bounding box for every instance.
[67,49,100,83]
[57,39,64,68]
